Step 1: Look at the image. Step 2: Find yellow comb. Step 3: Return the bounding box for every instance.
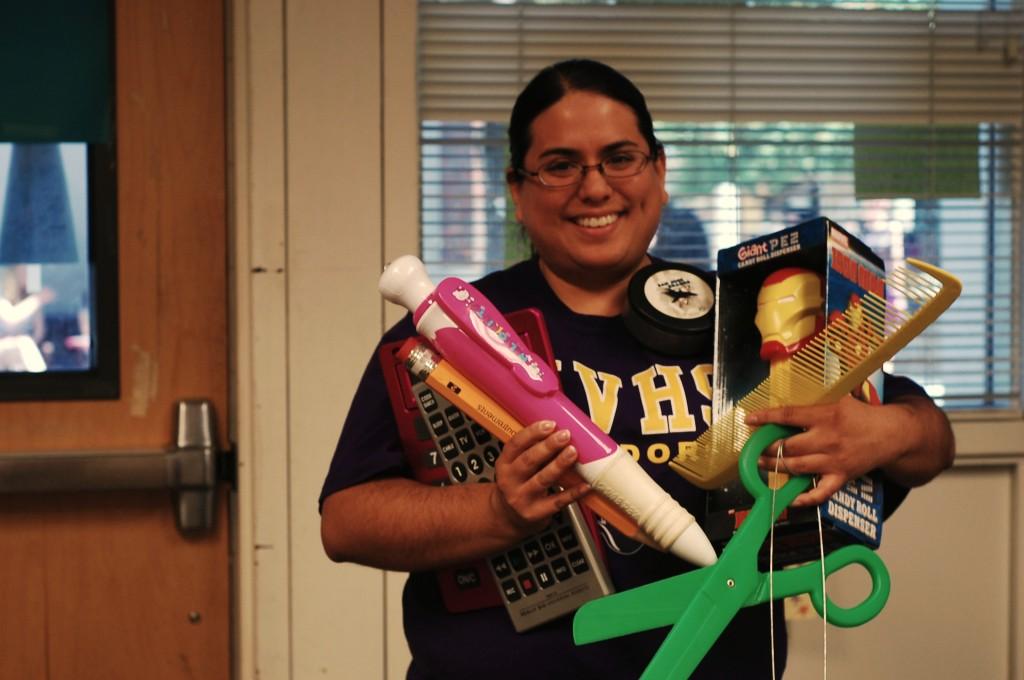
[670,257,962,490]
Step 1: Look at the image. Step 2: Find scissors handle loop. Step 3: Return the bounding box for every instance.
[738,423,806,508]
[812,545,890,627]
[739,423,891,627]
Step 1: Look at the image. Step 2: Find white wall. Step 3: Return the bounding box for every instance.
[787,458,1024,679]
[230,2,1024,678]
[232,1,416,677]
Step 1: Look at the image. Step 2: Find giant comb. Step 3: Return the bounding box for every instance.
[670,257,962,489]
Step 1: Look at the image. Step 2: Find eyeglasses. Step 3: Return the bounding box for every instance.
[517,150,653,188]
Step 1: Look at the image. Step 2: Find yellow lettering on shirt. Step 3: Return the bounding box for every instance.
[647,442,671,464]
[632,364,696,435]
[572,360,622,434]
[622,443,641,462]
[691,363,713,427]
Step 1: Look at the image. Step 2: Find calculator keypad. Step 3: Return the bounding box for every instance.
[410,378,614,632]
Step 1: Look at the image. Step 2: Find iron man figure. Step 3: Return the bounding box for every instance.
[754,267,825,362]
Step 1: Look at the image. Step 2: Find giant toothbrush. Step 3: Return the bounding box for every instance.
[379,255,717,567]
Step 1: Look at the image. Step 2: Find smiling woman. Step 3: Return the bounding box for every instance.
[505,61,669,315]
[320,57,955,680]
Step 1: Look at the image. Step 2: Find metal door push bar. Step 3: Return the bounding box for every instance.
[0,400,231,534]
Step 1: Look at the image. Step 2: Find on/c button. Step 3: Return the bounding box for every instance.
[453,567,482,590]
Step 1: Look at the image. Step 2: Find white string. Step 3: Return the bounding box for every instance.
[768,441,783,680]
[768,443,830,680]
[813,477,828,680]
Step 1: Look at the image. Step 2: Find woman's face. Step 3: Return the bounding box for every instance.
[508,90,668,290]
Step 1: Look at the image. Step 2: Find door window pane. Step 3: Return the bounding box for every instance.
[0,142,117,399]
[0,143,90,373]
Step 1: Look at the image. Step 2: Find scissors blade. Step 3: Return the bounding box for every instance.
[640,586,736,680]
[573,568,712,644]
[573,473,789,647]
[634,500,778,677]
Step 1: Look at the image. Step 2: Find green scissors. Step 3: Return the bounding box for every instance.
[572,424,891,679]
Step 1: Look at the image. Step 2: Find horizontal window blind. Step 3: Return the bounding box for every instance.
[421,2,1022,124]
[418,1,1023,411]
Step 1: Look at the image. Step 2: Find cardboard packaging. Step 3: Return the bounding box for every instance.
[706,216,888,567]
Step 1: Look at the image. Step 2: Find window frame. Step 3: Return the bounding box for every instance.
[416,0,1024,418]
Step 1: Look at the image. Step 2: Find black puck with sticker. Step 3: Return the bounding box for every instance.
[623,261,716,356]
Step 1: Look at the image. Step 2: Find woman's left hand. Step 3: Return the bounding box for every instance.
[744,394,926,506]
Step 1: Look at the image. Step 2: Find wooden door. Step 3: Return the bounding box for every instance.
[0,2,230,678]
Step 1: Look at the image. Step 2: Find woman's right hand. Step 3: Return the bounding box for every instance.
[489,419,591,538]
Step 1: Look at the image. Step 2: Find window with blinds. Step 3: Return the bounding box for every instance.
[418,0,1023,412]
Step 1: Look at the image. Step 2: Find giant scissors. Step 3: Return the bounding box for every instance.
[572,424,891,679]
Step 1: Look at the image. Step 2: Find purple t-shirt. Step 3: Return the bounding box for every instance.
[321,257,924,679]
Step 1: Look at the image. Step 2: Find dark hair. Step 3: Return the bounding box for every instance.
[507,59,661,180]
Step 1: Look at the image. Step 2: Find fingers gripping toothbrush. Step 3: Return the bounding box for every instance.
[379,255,718,567]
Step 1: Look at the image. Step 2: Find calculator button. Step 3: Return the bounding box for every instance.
[517,573,538,596]
[466,454,484,476]
[551,558,572,582]
[568,551,589,574]
[438,437,458,460]
[444,406,465,429]
[501,579,521,602]
[454,567,482,590]
[450,462,468,483]
[557,526,578,549]
[482,446,499,466]
[491,555,511,579]
[535,565,554,589]
[476,476,491,483]
[507,548,527,571]
[428,412,448,435]
[523,541,544,565]
[540,533,561,557]
[471,423,491,444]
[454,429,474,453]
[417,390,438,412]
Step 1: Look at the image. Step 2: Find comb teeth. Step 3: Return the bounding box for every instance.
[669,258,962,489]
